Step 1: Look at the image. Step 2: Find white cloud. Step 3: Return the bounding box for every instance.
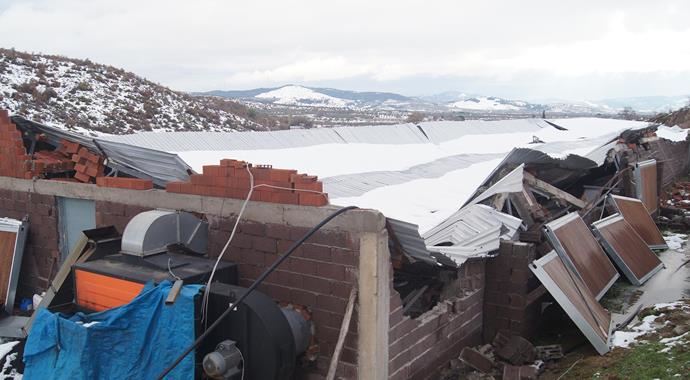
[1,0,689,98]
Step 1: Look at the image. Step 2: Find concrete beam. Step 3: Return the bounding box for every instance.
[357,230,390,380]
[0,177,386,233]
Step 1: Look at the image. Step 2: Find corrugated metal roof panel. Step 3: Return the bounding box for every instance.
[466,164,525,206]
[95,140,192,186]
[10,116,192,187]
[422,204,523,266]
[324,153,501,198]
[386,218,441,266]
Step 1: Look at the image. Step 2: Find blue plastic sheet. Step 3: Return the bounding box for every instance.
[24,281,202,380]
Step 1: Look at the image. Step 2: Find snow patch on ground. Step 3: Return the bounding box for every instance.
[653,301,685,311]
[0,352,21,380]
[0,342,18,363]
[656,125,688,142]
[612,314,663,348]
[659,332,689,353]
[664,233,687,251]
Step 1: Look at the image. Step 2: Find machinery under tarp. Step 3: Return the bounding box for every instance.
[23,281,202,380]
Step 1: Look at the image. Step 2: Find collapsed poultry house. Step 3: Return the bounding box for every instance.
[1,107,688,379]
[390,123,687,366]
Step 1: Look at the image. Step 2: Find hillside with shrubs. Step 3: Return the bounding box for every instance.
[0,48,280,134]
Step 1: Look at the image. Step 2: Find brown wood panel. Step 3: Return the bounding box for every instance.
[594,216,661,282]
[611,195,666,247]
[542,254,610,342]
[550,214,618,298]
[639,162,658,214]
[0,230,17,307]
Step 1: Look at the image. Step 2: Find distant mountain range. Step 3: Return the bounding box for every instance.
[200,85,689,115]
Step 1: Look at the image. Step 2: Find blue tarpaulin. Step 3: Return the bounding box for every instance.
[24,281,202,380]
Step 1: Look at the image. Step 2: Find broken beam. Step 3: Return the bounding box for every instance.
[523,173,585,209]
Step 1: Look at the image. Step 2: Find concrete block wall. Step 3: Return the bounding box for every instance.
[0,189,59,298]
[483,241,543,342]
[388,260,486,380]
[93,200,360,379]
[645,139,689,188]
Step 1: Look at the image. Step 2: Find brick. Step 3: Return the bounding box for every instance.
[317,294,347,313]
[73,171,92,183]
[269,192,299,205]
[287,257,317,275]
[460,347,494,373]
[302,275,332,293]
[190,174,215,186]
[298,192,329,206]
[252,236,276,253]
[290,288,317,306]
[269,168,298,182]
[219,158,247,168]
[202,165,223,177]
[316,262,345,281]
[265,224,292,240]
[301,243,332,261]
[165,181,183,193]
[240,222,265,236]
[294,181,324,192]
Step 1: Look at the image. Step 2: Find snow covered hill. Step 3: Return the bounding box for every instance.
[0,48,276,134]
[255,85,352,108]
[449,96,523,111]
[203,85,419,110]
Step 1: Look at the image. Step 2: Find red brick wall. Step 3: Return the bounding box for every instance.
[94,200,359,379]
[483,241,543,342]
[388,260,486,380]
[0,189,59,299]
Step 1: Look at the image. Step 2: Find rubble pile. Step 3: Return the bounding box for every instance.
[442,331,559,380]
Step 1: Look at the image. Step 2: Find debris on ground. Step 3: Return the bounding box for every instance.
[442,333,545,380]
[540,300,690,379]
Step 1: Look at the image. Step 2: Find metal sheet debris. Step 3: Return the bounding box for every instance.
[423,204,523,266]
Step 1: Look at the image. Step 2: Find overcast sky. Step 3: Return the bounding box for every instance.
[1,0,689,100]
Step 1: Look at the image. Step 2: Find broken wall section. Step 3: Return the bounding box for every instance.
[388,260,485,380]
[483,241,545,342]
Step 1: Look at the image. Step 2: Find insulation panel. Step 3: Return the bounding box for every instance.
[530,251,611,354]
[592,214,663,285]
[634,159,658,215]
[544,213,619,299]
[0,218,28,314]
[610,195,667,249]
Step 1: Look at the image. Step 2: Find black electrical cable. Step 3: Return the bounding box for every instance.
[156,206,359,379]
